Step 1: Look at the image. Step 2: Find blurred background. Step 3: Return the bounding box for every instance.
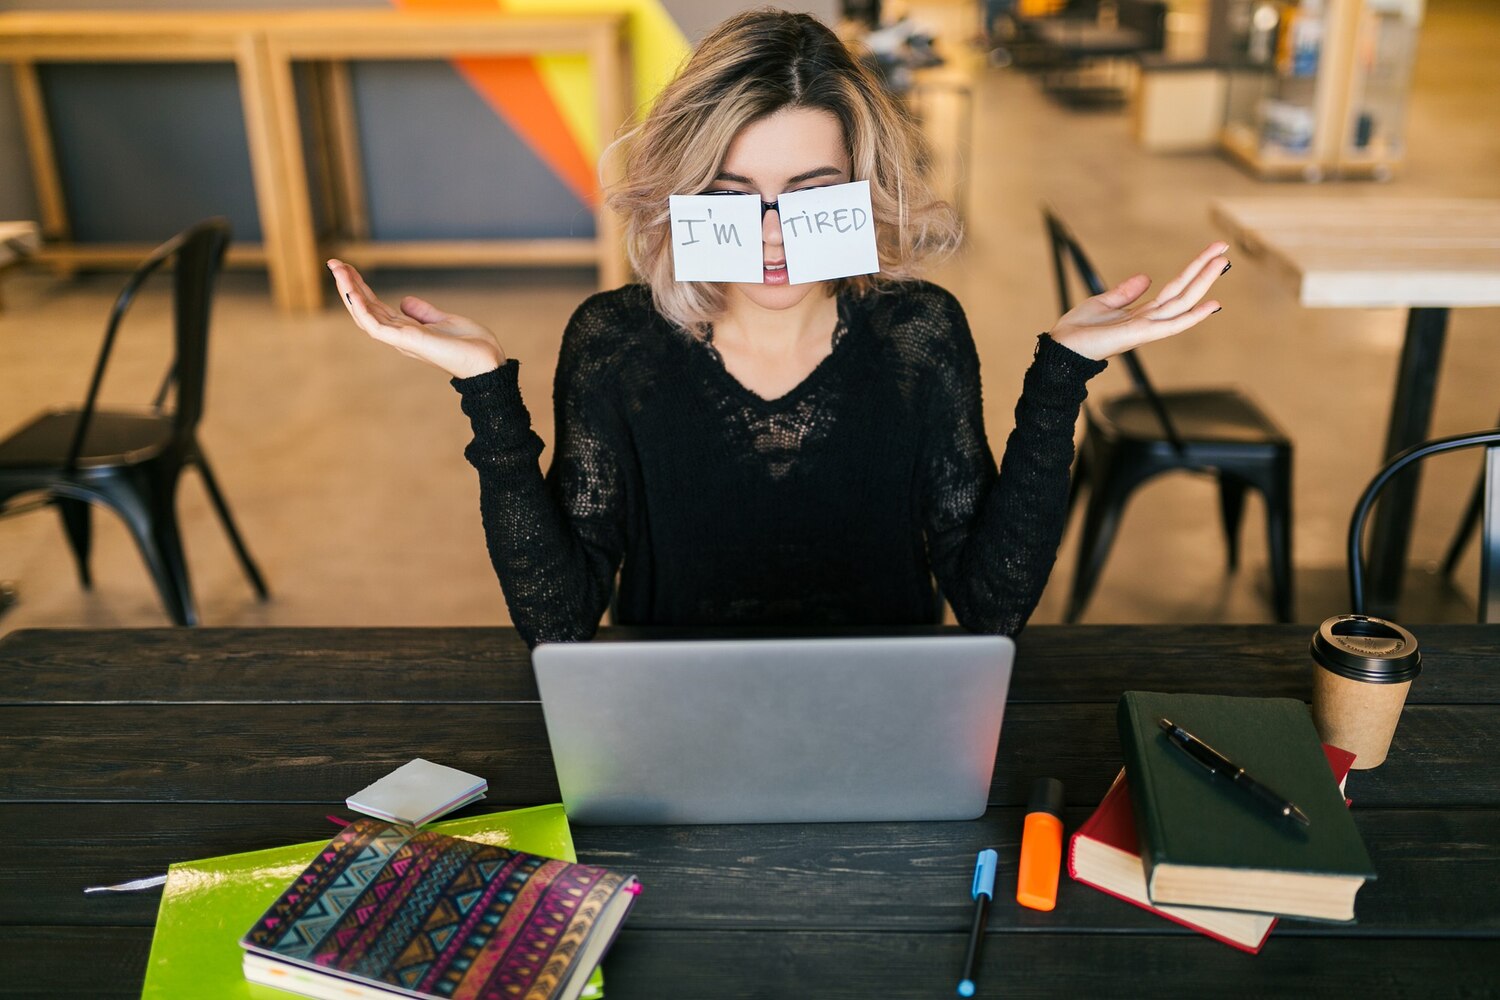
[0,0,1495,635]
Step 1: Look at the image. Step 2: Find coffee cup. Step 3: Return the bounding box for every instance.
[1310,615,1421,769]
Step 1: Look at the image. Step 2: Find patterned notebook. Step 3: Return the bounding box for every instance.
[241,818,639,1000]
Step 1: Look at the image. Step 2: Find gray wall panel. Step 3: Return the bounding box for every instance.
[353,61,592,240]
[0,70,36,220]
[42,62,261,243]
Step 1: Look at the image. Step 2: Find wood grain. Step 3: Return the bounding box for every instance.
[4,803,1496,936]
[5,624,1496,704]
[2,926,1497,999]
[3,702,1492,807]
[1212,198,1500,308]
[2,625,1496,996]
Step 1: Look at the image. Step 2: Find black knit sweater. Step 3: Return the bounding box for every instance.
[453,281,1106,647]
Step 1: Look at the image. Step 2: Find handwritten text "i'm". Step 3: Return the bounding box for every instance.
[676,208,743,248]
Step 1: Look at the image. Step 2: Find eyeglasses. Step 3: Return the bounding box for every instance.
[703,190,781,218]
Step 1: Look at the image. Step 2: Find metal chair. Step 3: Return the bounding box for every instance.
[1349,428,1500,623]
[0,218,268,625]
[1441,408,1500,583]
[1044,207,1293,622]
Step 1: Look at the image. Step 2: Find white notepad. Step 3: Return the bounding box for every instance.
[345,758,488,827]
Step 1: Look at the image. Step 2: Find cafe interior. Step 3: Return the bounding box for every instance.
[0,0,1496,635]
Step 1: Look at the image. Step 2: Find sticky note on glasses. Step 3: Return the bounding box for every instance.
[346,758,487,828]
[777,180,879,285]
[669,194,764,282]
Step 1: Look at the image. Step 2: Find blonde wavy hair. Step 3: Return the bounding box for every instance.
[605,8,963,337]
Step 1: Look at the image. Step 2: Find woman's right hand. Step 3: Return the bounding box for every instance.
[328,259,507,380]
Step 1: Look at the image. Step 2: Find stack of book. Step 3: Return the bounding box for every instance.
[1068,692,1375,953]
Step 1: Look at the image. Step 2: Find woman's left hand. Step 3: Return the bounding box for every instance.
[1047,241,1230,361]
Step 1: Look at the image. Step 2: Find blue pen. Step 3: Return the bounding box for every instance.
[957,849,997,997]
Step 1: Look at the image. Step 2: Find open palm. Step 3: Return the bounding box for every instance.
[328,259,506,380]
[1049,241,1229,361]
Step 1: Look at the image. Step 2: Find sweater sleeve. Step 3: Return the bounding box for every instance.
[451,305,628,647]
[920,298,1106,635]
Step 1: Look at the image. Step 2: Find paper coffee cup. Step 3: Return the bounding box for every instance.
[1310,616,1420,769]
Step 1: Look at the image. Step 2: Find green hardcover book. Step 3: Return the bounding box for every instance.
[1117,691,1376,923]
[141,805,604,999]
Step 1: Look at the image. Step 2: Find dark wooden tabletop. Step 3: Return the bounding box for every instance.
[2,624,1498,998]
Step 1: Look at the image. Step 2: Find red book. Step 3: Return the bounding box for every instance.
[1067,745,1357,954]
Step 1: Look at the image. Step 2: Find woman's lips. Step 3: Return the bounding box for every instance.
[763,260,788,285]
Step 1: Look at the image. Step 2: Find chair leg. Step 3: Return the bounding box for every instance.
[55,497,93,589]
[195,455,270,599]
[1066,468,1135,624]
[1441,471,1484,579]
[101,471,198,627]
[1264,456,1294,624]
[1218,473,1248,572]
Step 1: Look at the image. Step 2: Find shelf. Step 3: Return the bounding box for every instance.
[1218,0,1420,182]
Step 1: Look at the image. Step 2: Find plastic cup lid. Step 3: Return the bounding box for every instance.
[1311,615,1421,684]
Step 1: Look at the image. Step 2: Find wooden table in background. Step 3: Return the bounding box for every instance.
[1212,198,1500,616]
[2,624,1497,997]
[0,10,631,313]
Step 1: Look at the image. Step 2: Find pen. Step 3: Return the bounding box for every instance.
[957,848,997,998]
[1157,717,1311,826]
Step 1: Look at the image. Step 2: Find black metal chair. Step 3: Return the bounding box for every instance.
[1044,207,1293,622]
[1441,408,1500,581]
[1349,428,1500,623]
[0,218,268,625]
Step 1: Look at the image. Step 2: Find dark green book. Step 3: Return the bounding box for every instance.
[1118,691,1376,922]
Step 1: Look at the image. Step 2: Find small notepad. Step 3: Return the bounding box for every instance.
[345,759,488,827]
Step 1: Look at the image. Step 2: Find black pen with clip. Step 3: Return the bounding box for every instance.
[1157,717,1311,827]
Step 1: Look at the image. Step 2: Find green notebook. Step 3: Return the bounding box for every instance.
[1118,691,1376,923]
[141,805,604,999]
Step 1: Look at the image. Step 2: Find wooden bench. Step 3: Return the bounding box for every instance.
[0,11,631,312]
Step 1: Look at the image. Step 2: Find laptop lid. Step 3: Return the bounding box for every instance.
[531,635,1014,825]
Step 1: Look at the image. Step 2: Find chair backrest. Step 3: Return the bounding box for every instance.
[1041,205,1184,451]
[1347,428,1500,622]
[67,218,232,468]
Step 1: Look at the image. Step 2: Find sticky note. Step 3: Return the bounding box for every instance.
[776,180,879,285]
[669,194,765,283]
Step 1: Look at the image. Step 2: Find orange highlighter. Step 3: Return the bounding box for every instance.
[1016,777,1065,911]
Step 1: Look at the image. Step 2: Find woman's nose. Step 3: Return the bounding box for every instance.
[762,205,783,247]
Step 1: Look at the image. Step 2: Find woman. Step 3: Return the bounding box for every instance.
[328,10,1227,646]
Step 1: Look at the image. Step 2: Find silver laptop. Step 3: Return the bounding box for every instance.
[531,635,1014,824]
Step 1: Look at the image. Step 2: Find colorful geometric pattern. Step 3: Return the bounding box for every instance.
[391,0,690,209]
[242,819,635,1000]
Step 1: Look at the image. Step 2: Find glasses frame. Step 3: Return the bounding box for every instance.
[703,190,781,218]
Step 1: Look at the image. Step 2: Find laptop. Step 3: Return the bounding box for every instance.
[531,634,1014,824]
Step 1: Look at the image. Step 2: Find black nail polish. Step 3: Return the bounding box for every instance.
[1212,306,1223,314]
[344,292,351,304]
[1221,261,1232,275]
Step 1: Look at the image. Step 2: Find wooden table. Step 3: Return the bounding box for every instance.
[3,624,1497,996]
[0,10,631,313]
[1212,198,1500,616]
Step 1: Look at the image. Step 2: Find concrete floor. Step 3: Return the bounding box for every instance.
[2,0,1496,635]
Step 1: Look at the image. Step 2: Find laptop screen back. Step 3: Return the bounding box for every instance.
[531,635,1014,824]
